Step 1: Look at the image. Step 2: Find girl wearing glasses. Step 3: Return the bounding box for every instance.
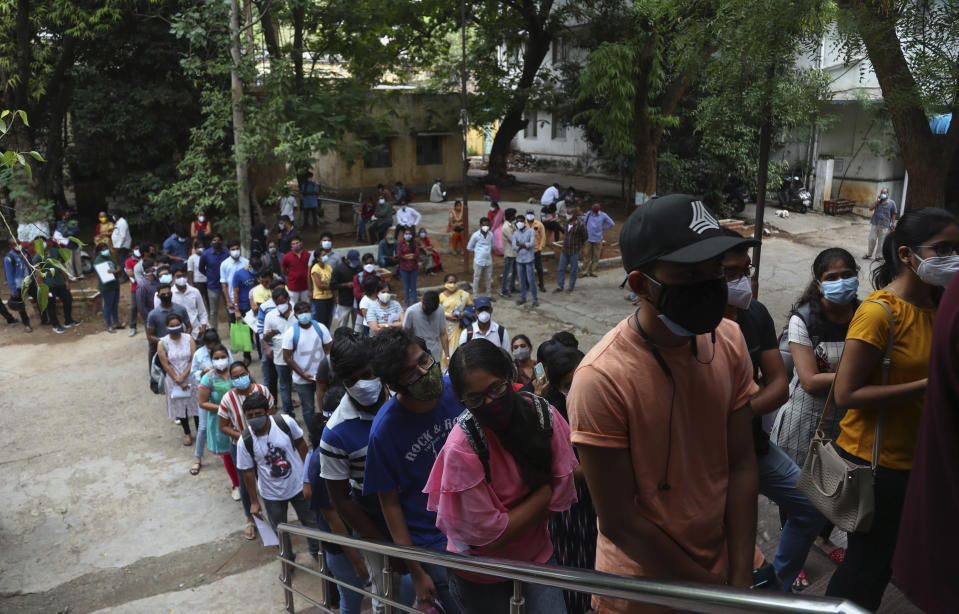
[826,208,959,610]
[425,339,577,614]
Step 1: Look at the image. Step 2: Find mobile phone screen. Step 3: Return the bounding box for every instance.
[534,362,545,379]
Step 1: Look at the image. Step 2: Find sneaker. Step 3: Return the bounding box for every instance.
[538,285,546,292]
[516,299,526,306]
[107,327,116,334]
[53,326,66,334]
[553,287,563,293]
[567,288,574,293]
[24,325,33,333]
[231,486,241,501]
[128,328,137,337]
[64,320,82,328]
[499,291,511,298]
[115,322,126,330]
[532,301,539,307]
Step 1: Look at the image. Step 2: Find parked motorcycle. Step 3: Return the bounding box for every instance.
[776,175,811,214]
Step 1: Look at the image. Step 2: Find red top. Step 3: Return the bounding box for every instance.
[125,256,139,292]
[281,250,311,291]
[397,240,420,272]
[194,219,209,232]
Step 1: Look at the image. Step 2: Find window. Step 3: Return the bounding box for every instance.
[364,138,392,169]
[551,113,567,140]
[551,38,568,65]
[524,111,538,139]
[416,135,444,166]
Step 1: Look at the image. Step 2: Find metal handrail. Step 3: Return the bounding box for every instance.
[276,523,870,614]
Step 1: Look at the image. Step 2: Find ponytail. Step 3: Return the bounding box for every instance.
[872,208,959,290]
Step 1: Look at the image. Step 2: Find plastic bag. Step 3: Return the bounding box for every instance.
[230,321,253,353]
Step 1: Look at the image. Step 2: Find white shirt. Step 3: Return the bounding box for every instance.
[467,230,493,266]
[187,252,206,284]
[280,320,332,384]
[458,320,509,351]
[111,217,131,249]
[396,205,422,228]
[541,185,559,205]
[358,295,374,328]
[235,414,304,501]
[263,307,294,366]
[219,256,249,294]
[154,284,208,336]
[279,195,297,219]
[429,183,444,202]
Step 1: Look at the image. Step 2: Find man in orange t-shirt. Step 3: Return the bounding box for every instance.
[568,194,759,613]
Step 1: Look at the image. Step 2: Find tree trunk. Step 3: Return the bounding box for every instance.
[253,0,279,58]
[632,140,658,198]
[486,112,527,183]
[852,1,959,208]
[291,1,305,94]
[229,0,253,256]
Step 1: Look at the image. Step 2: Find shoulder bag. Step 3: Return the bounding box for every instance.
[797,299,893,533]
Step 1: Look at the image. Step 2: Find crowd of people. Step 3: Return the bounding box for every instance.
[3,183,956,614]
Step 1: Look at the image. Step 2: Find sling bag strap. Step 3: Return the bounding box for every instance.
[243,413,294,462]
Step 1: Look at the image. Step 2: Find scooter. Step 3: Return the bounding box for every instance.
[777,175,811,214]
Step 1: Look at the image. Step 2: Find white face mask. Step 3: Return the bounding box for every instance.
[277,302,290,314]
[516,222,525,230]
[378,292,391,304]
[133,249,141,258]
[481,225,490,233]
[321,240,332,250]
[212,357,229,371]
[378,199,386,205]
[230,249,241,259]
[347,377,382,407]
[363,263,376,273]
[726,276,752,309]
[913,253,959,287]
[198,215,205,223]
[174,277,188,288]
[525,214,535,222]
[477,311,491,323]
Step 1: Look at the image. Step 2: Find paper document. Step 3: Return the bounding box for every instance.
[254,514,279,547]
[94,261,115,283]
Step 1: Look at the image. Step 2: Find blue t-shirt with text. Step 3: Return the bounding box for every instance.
[362,376,462,551]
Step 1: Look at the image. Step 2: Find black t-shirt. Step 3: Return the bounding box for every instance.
[331,261,357,306]
[734,299,779,454]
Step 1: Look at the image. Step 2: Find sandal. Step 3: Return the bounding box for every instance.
[829,547,846,565]
[183,434,193,446]
[792,569,809,591]
[244,521,256,540]
[190,461,201,475]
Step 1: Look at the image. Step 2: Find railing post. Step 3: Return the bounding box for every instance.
[510,579,525,614]
[317,545,330,608]
[382,554,393,614]
[278,527,294,613]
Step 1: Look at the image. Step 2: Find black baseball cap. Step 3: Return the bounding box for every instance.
[620,194,758,272]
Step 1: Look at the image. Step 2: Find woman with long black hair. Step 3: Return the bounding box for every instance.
[425,339,577,614]
[826,208,959,610]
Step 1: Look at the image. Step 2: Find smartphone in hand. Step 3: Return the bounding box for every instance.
[534,362,545,380]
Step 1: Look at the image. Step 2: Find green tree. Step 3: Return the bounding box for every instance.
[835,0,959,210]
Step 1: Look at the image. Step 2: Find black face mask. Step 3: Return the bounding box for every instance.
[471,387,514,431]
[159,294,173,306]
[647,274,727,335]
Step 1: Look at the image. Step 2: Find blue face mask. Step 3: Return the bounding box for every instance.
[231,375,251,389]
[820,277,858,305]
[100,249,110,257]
[880,193,888,200]
[297,313,312,326]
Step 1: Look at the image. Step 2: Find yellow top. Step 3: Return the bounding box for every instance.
[837,290,934,470]
[252,284,273,308]
[310,263,333,300]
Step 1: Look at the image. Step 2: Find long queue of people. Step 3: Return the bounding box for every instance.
[82,192,956,614]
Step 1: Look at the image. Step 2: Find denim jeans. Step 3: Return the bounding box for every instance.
[556,252,580,290]
[101,288,120,327]
[758,441,826,590]
[399,561,462,614]
[261,354,277,401]
[312,298,335,329]
[448,558,566,614]
[229,443,252,517]
[275,364,295,417]
[262,492,319,561]
[194,410,207,459]
[357,218,369,243]
[517,262,537,301]
[399,268,418,306]
[294,381,317,430]
[500,256,517,294]
[313,512,365,614]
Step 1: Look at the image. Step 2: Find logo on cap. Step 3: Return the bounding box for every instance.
[688,201,719,234]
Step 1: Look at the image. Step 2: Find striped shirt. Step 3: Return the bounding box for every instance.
[217,384,275,443]
[319,393,377,492]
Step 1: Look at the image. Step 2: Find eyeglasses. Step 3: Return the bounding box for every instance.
[342,368,375,388]
[722,265,753,282]
[400,353,435,387]
[461,379,511,409]
[914,243,959,258]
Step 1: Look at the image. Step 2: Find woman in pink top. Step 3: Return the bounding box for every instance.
[425,339,577,614]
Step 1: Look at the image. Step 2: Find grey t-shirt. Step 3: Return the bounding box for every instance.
[402,302,446,362]
[146,304,190,344]
[871,199,897,227]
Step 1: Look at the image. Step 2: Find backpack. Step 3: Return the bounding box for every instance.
[149,339,169,394]
[242,414,295,461]
[465,324,505,346]
[292,320,324,351]
[778,303,817,383]
[457,392,553,483]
